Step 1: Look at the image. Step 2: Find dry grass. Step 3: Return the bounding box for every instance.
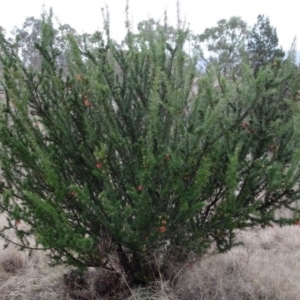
[174,225,300,300]
[0,210,66,299]
[0,246,66,300]
[2,214,300,299]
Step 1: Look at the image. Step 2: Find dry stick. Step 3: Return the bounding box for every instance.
[120,271,138,300]
[154,253,170,297]
[171,255,205,285]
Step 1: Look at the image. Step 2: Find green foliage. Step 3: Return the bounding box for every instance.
[247,14,285,75]
[0,10,300,286]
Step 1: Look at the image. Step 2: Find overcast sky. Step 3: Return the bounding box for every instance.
[0,0,298,50]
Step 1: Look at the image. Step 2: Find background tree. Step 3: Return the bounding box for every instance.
[247,14,285,76]
[11,13,79,71]
[196,17,248,75]
[0,10,300,290]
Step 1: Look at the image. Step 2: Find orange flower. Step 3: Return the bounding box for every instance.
[95,162,102,169]
[156,226,167,233]
[241,122,249,129]
[69,191,77,197]
[137,185,143,191]
[84,99,93,107]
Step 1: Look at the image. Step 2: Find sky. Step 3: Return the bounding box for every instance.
[0,0,299,50]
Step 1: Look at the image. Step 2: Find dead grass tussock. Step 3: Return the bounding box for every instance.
[0,246,66,300]
[128,280,179,300]
[63,267,129,300]
[174,225,300,300]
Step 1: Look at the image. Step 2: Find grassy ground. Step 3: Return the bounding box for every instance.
[174,225,300,300]
[1,223,300,299]
[1,205,300,299]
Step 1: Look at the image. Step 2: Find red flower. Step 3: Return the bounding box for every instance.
[137,185,143,191]
[295,220,300,226]
[15,220,21,227]
[95,162,102,169]
[156,226,167,233]
[164,154,171,160]
[84,99,93,107]
[241,122,249,129]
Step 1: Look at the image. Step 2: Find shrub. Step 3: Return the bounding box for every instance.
[0,10,300,285]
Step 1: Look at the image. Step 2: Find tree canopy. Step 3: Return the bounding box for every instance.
[247,14,285,75]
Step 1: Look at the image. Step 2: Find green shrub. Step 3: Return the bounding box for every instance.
[0,11,300,285]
